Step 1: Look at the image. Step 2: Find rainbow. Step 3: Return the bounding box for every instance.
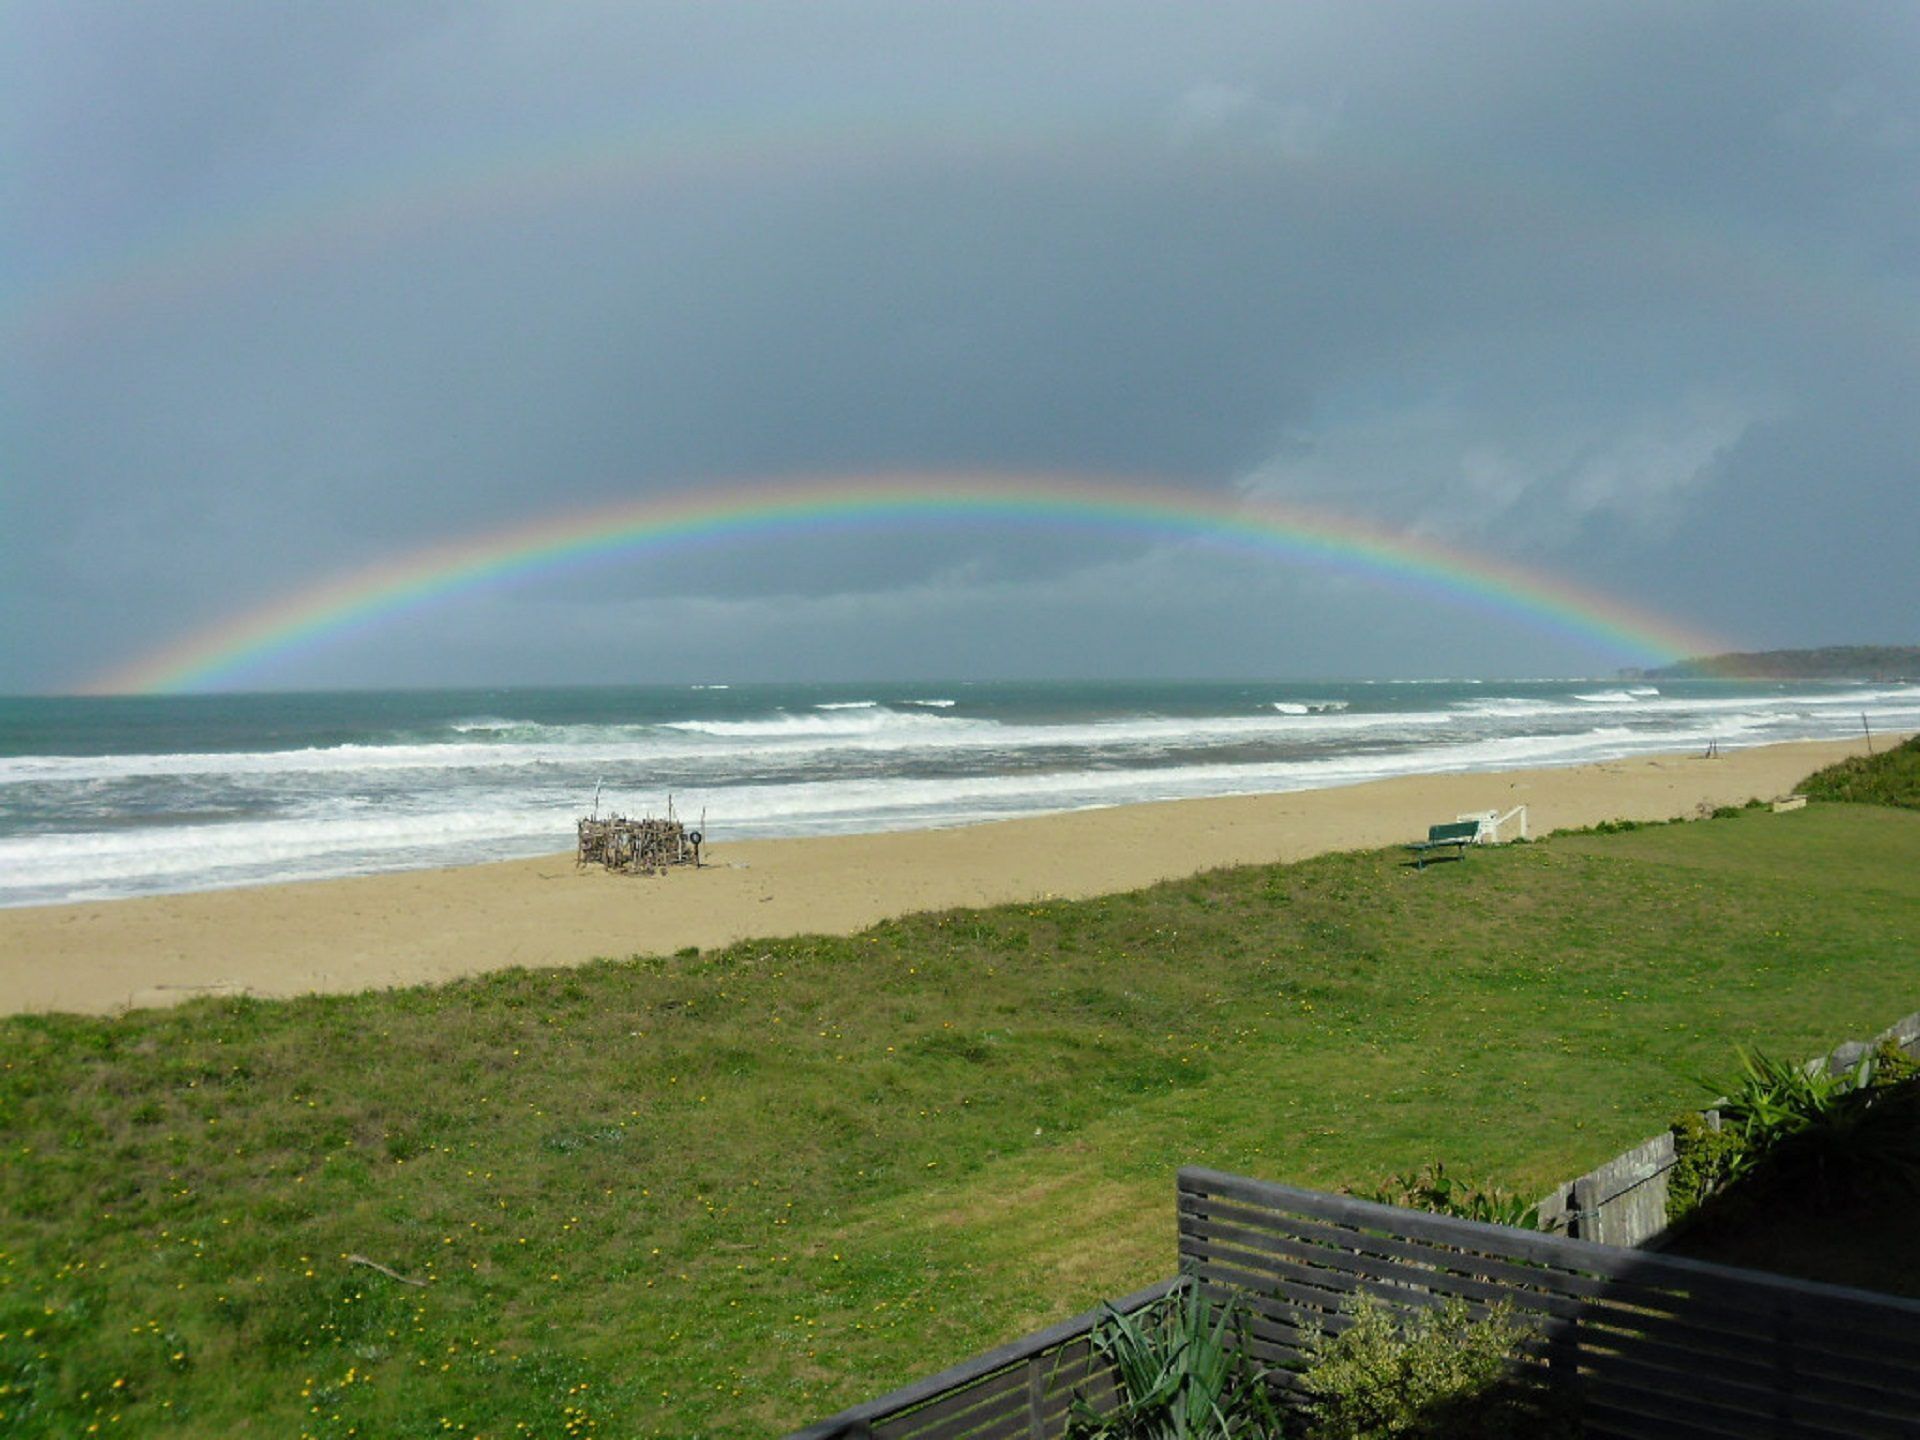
[85,473,1727,694]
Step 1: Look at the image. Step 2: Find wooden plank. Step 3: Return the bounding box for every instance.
[1766,1343,1920,1409]
[1180,1166,1920,1323]
[1180,1168,1633,1273]
[1583,1370,1880,1440]
[1184,1227,1574,1329]
[1776,1297,1920,1369]
[1185,1241,1483,1334]
[1180,1197,1619,1302]
[1188,1181,1920,1360]
[1188,1227,1569,1326]
[1572,1315,1799,1396]
[1579,1393,1757,1440]
[1206,1231,1920,1423]
[893,1354,1120,1440]
[882,1363,1029,1439]
[785,1278,1174,1440]
[1182,1239,1395,1314]
[1180,1212,1588,1320]
[891,1397,1024,1440]
[1578,1305,1920,1410]
[1576,1347,1789,1423]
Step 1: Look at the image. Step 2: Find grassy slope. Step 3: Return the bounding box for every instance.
[3,803,1918,1437]
[1800,732,1920,809]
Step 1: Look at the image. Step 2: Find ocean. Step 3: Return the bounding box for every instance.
[2,677,1915,908]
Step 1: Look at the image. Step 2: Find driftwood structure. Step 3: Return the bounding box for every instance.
[577,797,702,876]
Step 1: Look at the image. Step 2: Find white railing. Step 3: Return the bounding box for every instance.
[1456,804,1528,843]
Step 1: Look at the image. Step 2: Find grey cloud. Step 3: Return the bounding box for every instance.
[6,1,1917,690]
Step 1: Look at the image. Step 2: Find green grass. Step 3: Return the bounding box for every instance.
[1801,732,1920,809]
[3,802,1918,1437]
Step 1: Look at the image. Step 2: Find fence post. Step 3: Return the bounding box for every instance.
[1026,1353,1045,1438]
[1570,1174,1599,1244]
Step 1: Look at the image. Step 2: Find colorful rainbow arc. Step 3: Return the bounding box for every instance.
[85,473,1728,694]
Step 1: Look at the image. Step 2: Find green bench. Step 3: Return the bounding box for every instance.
[1406,819,1481,869]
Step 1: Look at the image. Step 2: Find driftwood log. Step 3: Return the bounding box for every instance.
[577,810,702,875]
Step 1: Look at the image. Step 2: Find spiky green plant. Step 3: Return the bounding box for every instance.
[1360,1162,1540,1231]
[1708,1047,1920,1204]
[1065,1277,1283,1439]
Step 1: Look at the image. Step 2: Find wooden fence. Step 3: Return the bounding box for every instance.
[1179,1166,1920,1438]
[782,1280,1174,1440]
[788,1166,1920,1439]
[1533,1010,1920,1249]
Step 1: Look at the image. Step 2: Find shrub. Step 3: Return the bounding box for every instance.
[1666,1110,1742,1221]
[1870,1037,1920,1088]
[1065,1277,1282,1440]
[1359,1162,1540,1231]
[1295,1295,1565,1439]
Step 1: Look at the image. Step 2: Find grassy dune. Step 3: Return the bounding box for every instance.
[3,803,1918,1437]
[1802,731,1920,809]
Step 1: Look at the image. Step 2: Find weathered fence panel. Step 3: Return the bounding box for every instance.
[783,1280,1174,1440]
[1535,1009,1920,1248]
[789,1168,1920,1439]
[1178,1165,1920,1438]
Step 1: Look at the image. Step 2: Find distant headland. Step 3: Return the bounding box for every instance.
[1625,645,1920,681]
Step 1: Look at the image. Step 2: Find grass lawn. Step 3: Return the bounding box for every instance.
[3,802,1918,1437]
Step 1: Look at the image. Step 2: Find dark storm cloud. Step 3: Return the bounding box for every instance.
[5,2,1917,689]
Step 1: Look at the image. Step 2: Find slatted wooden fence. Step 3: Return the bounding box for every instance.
[1179,1165,1920,1439]
[789,1167,1920,1439]
[782,1280,1173,1440]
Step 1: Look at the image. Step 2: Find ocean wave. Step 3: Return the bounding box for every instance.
[5,685,1910,905]
[1573,690,1645,704]
[660,707,971,739]
[448,716,524,733]
[19,687,1912,789]
[815,700,878,710]
[0,722,1682,904]
[7,682,1916,798]
[903,698,957,708]
[0,803,567,897]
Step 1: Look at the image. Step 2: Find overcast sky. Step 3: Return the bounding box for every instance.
[5,2,1917,692]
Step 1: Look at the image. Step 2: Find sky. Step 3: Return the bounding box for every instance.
[4,1,1917,692]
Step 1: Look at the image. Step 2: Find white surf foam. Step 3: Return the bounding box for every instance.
[6,681,1917,905]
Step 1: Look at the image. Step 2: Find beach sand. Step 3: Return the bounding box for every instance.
[0,735,1884,1017]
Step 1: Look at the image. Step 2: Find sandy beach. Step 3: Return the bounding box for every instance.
[0,735,1884,1017]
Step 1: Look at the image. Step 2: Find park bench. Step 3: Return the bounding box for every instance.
[1406,818,1481,868]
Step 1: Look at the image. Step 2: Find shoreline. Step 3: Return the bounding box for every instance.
[0,734,1886,1017]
